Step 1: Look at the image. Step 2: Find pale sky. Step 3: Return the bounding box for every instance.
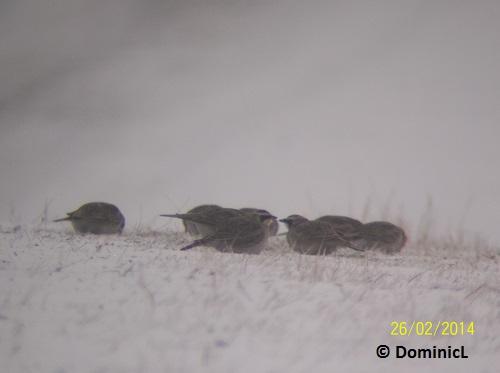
[1,0,500,243]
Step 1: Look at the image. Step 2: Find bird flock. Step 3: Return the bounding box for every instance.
[53,202,407,255]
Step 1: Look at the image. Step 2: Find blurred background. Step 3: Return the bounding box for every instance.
[1,0,500,243]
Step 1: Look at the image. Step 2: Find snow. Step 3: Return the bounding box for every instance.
[0,227,498,372]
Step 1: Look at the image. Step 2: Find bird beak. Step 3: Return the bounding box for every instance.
[279,218,290,224]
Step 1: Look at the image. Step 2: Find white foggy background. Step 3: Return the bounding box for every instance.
[1,0,500,242]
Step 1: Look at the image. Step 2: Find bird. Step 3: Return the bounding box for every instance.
[181,204,223,236]
[239,207,279,236]
[163,209,276,254]
[53,202,125,234]
[349,221,407,254]
[163,205,279,237]
[161,206,242,238]
[280,215,356,255]
[315,215,363,238]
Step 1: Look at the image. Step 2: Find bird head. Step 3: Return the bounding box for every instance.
[256,212,277,223]
[279,215,309,228]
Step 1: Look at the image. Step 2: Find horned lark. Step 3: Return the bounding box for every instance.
[280,215,354,255]
[161,206,241,237]
[53,202,125,234]
[162,208,275,254]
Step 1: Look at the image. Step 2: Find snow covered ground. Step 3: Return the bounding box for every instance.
[2,2,500,371]
[0,225,498,373]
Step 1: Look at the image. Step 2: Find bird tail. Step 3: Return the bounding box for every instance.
[160,213,185,219]
[160,213,200,222]
[53,217,71,222]
[160,213,215,226]
[180,235,213,251]
[180,241,201,251]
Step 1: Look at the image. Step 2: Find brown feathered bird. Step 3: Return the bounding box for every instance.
[161,208,276,254]
[162,206,241,237]
[280,215,357,255]
[53,202,125,234]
